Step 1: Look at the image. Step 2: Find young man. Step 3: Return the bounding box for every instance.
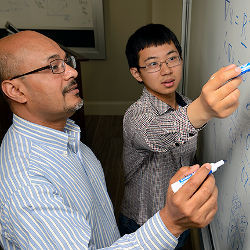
[119,23,242,244]
[0,30,225,249]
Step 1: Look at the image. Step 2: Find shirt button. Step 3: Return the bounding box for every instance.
[63,151,67,156]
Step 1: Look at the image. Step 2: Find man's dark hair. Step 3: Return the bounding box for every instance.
[0,52,20,100]
[0,53,19,83]
[125,23,182,69]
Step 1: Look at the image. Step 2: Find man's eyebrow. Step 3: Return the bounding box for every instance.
[144,50,178,62]
[166,50,178,56]
[47,53,66,61]
[47,54,60,61]
[144,56,157,62]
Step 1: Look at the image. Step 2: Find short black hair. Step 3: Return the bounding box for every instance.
[125,23,182,69]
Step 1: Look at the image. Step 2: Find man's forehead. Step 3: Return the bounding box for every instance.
[0,31,60,54]
[139,43,178,59]
[0,31,66,66]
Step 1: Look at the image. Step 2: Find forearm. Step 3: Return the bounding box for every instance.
[187,97,211,129]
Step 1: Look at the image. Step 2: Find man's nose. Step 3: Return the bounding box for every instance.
[64,63,78,79]
[160,61,172,74]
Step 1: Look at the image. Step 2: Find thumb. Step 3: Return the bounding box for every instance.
[170,164,200,184]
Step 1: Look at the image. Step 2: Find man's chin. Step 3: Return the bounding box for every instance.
[74,100,84,111]
[65,100,84,115]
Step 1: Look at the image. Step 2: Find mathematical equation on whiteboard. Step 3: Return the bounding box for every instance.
[223,0,250,65]
[221,0,250,188]
[208,0,250,249]
[0,0,93,28]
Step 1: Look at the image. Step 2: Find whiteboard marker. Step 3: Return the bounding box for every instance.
[239,62,250,76]
[171,160,225,193]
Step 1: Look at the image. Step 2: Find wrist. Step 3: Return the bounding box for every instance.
[159,208,184,238]
[187,97,211,128]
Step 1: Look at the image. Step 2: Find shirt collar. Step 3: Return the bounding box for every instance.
[142,87,187,115]
[12,114,81,153]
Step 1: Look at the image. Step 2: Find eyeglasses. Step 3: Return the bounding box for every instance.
[139,55,182,73]
[10,55,76,80]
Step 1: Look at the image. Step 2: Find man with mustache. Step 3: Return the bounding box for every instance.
[0,30,239,249]
[119,23,242,248]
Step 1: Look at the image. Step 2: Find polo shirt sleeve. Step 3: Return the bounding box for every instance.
[145,105,205,151]
[109,212,178,249]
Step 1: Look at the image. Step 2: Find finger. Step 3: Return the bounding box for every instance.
[207,65,241,90]
[179,164,212,199]
[169,164,200,184]
[170,186,217,229]
[195,186,218,227]
[212,89,240,118]
[215,77,242,100]
[203,204,218,227]
[182,184,217,228]
[189,172,216,207]
[209,64,235,81]
[193,176,217,210]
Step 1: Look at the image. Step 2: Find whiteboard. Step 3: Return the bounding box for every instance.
[0,0,93,28]
[0,0,105,59]
[188,0,250,249]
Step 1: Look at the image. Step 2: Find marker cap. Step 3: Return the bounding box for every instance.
[210,160,225,173]
[239,63,250,76]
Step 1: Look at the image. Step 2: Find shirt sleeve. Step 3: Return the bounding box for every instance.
[109,212,178,249]
[144,105,205,152]
[2,184,177,249]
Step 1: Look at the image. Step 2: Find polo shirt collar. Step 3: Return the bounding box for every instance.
[142,87,187,115]
[12,114,81,153]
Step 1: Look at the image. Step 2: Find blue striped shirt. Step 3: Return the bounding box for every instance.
[0,114,178,249]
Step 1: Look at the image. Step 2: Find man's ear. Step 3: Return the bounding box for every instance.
[130,67,143,83]
[1,80,27,104]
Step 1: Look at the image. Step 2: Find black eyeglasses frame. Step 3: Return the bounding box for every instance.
[138,56,182,73]
[9,56,76,80]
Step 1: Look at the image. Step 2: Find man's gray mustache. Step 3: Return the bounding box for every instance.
[62,80,77,95]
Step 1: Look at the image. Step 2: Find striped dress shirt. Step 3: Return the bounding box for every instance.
[122,88,202,226]
[0,114,178,249]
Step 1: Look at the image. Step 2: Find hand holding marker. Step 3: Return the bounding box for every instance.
[171,63,249,194]
[171,160,225,193]
[218,62,250,81]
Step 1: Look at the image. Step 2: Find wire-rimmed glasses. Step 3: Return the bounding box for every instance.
[139,55,182,73]
[10,55,76,80]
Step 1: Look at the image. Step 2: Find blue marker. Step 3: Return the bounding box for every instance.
[239,62,250,76]
[171,160,225,193]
